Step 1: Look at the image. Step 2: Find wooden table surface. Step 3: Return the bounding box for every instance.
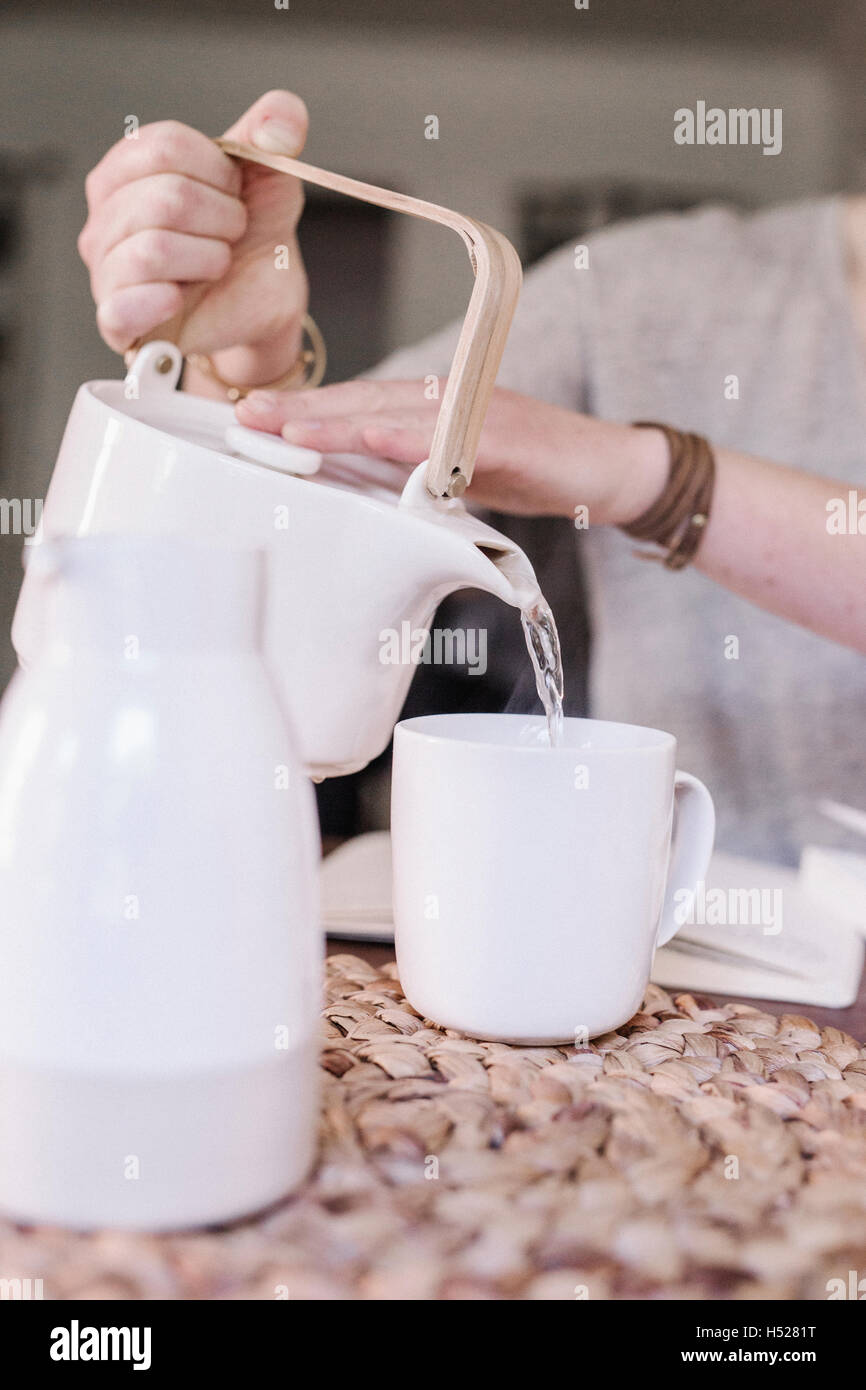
[326,939,866,1043]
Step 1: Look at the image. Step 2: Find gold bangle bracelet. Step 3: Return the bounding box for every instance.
[186,313,327,401]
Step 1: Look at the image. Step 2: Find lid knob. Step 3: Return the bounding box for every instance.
[224,423,322,476]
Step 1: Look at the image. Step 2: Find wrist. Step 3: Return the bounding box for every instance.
[184,324,304,399]
[603,424,669,527]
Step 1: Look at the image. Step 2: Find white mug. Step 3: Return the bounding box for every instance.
[392,713,715,1044]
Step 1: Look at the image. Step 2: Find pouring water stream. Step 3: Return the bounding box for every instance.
[520,597,565,748]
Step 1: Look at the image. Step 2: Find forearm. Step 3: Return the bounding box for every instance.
[227,352,866,654]
[691,448,865,653]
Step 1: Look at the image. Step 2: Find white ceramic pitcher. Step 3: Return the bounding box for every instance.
[13,141,536,779]
[0,535,321,1229]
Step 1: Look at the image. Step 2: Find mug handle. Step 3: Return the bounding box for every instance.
[656,771,716,947]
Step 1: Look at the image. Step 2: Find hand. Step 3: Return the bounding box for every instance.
[78,90,309,390]
[235,379,668,523]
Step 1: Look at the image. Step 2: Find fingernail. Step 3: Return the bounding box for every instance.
[282,421,322,441]
[239,391,280,415]
[252,119,303,155]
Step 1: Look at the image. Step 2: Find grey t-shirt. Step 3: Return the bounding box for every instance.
[372,197,866,864]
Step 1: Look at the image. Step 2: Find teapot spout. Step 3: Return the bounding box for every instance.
[454,522,541,609]
[398,461,541,610]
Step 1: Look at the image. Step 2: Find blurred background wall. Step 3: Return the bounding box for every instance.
[0,0,863,711]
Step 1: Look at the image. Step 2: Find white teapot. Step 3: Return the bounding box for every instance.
[13,141,540,779]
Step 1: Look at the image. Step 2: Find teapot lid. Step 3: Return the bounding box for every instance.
[100,342,415,500]
[111,342,323,478]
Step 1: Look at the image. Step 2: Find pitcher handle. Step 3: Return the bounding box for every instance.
[129,138,523,503]
[656,771,716,948]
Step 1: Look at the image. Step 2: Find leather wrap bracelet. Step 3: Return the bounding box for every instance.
[621,421,716,571]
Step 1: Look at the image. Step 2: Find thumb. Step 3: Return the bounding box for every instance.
[222,88,309,157]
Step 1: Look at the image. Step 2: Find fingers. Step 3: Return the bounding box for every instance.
[234,379,443,463]
[235,378,443,432]
[96,282,185,354]
[236,395,435,462]
[92,228,232,303]
[223,89,309,157]
[356,424,433,466]
[79,173,247,268]
[91,225,232,351]
[81,122,246,353]
[85,121,241,210]
[281,416,432,464]
[80,95,311,360]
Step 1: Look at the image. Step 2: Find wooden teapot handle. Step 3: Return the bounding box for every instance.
[135,138,522,499]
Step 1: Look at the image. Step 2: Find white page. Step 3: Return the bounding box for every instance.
[654,851,863,1007]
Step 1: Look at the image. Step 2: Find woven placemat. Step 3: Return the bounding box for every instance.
[3,952,866,1300]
